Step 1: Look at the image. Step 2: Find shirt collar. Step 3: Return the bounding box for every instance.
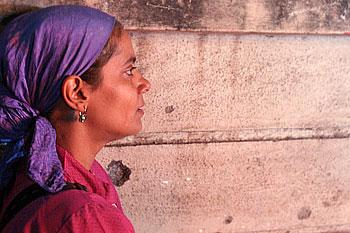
[56,144,122,207]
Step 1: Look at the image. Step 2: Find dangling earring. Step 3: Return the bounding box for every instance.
[79,106,87,123]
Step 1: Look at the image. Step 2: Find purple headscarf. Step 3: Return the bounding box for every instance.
[0,5,116,192]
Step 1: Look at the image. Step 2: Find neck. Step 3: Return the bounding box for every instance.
[48,100,118,170]
[56,126,104,170]
[52,119,106,170]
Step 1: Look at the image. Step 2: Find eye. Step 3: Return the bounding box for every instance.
[125,66,137,76]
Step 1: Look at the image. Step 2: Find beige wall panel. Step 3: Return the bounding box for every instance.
[0,1,349,233]
[97,138,350,233]
[129,32,350,134]
[1,0,350,34]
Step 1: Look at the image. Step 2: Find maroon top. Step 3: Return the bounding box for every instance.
[1,145,135,233]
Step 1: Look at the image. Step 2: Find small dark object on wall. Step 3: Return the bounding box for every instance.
[165,105,175,113]
[107,160,131,187]
[224,215,233,224]
[297,206,312,220]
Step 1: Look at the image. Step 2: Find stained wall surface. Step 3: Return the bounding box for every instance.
[1,1,350,232]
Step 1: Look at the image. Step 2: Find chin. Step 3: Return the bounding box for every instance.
[131,122,143,134]
[129,126,143,136]
[115,126,143,140]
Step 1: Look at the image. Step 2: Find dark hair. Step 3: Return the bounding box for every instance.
[80,23,124,89]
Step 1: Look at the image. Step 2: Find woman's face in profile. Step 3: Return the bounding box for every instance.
[86,31,150,141]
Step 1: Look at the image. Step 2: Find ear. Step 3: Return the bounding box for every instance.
[61,75,91,112]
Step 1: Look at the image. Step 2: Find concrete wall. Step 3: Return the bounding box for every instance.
[2,1,350,232]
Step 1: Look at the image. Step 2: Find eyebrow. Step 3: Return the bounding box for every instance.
[123,56,136,66]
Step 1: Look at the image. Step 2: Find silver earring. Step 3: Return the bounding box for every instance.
[79,106,87,123]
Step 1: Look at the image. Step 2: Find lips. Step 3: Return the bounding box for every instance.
[137,98,145,114]
[137,105,145,115]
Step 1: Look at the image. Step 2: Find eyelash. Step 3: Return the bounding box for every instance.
[125,66,137,76]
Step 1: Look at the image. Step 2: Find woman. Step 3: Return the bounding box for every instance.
[0,5,150,233]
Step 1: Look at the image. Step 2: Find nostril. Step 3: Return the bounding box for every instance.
[143,81,151,93]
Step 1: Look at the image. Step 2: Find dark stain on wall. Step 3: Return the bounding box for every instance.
[195,33,205,86]
[231,1,247,30]
[165,105,175,113]
[223,215,233,224]
[107,0,204,29]
[132,32,152,74]
[201,1,247,30]
[321,0,350,29]
[106,160,131,187]
[0,4,41,20]
[297,206,312,220]
[0,0,203,29]
[2,0,350,32]
[322,189,343,207]
[265,0,297,26]
[303,0,350,30]
[265,0,350,31]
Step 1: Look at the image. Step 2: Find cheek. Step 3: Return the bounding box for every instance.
[103,85,138,118]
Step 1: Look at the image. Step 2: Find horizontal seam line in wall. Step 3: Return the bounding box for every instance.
[126,27,350,37]
[223,222,350,233]
[106,126,350,147]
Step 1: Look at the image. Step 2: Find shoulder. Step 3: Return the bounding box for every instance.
[4,190,134,233]
[56,196,135,233]
[45,189,130,223]
[45,189,105,215]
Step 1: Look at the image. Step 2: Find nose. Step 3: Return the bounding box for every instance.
[136,70,151,94]
[141,77,151,94]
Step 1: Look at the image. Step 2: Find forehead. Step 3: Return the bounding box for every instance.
[114,31,135,64]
